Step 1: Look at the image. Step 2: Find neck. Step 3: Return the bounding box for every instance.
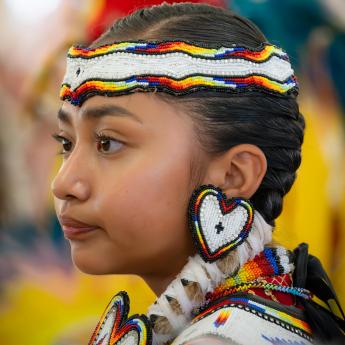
[141,254,192,296]
[141,236,196,296]
[142,274,177,296]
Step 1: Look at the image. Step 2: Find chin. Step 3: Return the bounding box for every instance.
[72,257,108,275]
[69,244,128,275]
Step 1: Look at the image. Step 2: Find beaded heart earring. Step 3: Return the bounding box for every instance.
[188,184,255,263]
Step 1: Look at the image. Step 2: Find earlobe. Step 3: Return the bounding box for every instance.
[205,144,267,199]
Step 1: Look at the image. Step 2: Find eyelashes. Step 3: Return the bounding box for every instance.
[51,132,124,156]
[52,133,72,155]
[94,132,124,154]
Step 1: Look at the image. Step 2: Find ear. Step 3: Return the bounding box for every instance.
[203,144,267,199]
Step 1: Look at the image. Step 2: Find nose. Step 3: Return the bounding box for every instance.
[51,149,91,202]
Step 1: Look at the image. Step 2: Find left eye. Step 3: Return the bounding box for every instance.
[96,135,123,154]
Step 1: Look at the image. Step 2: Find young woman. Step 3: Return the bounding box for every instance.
[52,3,344,345]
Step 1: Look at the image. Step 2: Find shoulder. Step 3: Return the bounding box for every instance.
[171,293,313,345]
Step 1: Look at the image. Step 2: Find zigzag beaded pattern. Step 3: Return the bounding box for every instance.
[204,247,308,303]
[60,41,298,106]
[218,247,293,287]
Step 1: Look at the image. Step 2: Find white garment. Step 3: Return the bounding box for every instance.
[172,295,312,345]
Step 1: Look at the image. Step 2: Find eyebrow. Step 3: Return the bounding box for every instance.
[57,104,142,124]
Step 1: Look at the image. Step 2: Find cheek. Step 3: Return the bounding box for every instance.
[99,148,194,262]
[71,151,196,276]
[110,160,188,233]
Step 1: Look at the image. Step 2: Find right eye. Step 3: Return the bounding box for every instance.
[52,133,73,155]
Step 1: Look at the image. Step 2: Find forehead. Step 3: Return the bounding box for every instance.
[59,95,141,124]
[58,93,191,129]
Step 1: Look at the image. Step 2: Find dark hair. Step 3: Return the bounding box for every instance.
[91,2,305,227]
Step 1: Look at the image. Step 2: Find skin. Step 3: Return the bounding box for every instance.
[51,93,267,296]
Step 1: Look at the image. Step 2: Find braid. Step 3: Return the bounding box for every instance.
[91,4,306,228]
[103,0,306,225]
[252,112,305,226]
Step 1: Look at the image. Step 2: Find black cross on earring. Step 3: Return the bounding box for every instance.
[215,221,224,234]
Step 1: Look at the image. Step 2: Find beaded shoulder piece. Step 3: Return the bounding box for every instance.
[60,40,298,106]
[171,293,313,345]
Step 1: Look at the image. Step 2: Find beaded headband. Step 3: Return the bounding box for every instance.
[60,40,298,106]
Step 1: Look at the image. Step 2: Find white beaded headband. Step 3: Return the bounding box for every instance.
[60,40,298,106]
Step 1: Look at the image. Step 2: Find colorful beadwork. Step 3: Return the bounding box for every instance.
[204,247,309,302]
[88,291,152,345]
[188,185,254,262]
[193,296,312,340]
[60,40,298,106]
[221,247,292,287]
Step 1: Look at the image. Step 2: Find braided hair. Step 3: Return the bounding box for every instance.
[91,2,305,227]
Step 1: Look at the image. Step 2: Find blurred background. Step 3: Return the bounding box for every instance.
[0,0,344,343]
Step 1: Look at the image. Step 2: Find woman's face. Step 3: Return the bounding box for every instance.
[51,93,203,280]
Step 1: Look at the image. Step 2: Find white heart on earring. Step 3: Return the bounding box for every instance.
[189,185,254,262]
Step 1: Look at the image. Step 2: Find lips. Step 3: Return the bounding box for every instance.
[59,215,100,239]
